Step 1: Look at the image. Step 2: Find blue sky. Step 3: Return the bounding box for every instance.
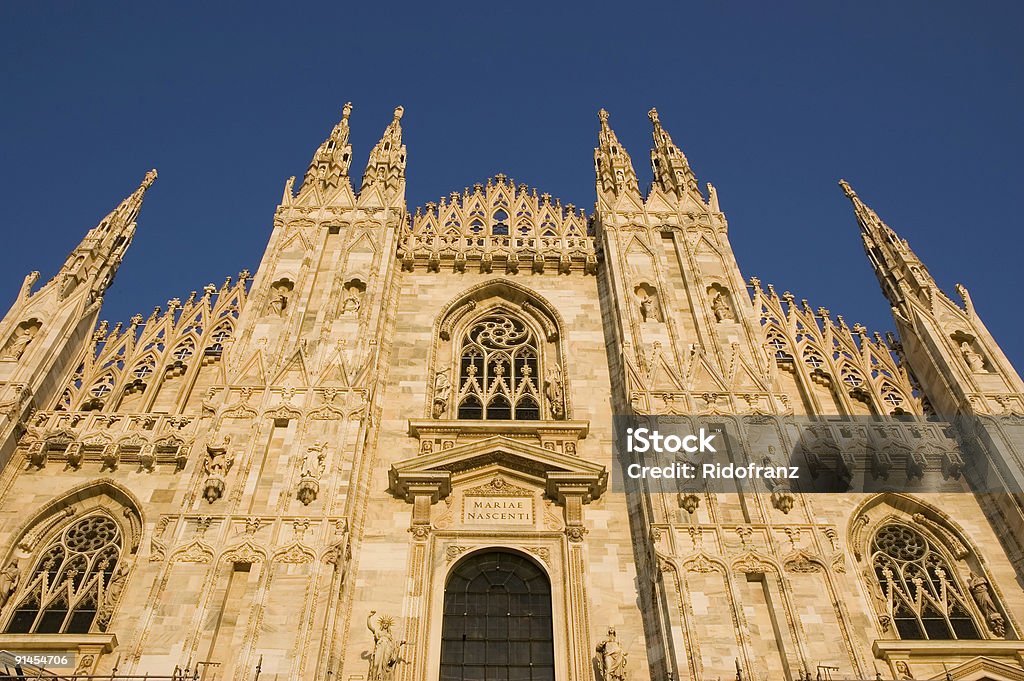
[1,2,1022,367]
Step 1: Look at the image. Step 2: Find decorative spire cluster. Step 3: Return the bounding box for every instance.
[55,169,158,299]
[839,179,938,314]
[648,108,698,197]
[301,103,353,194]
[360,106,407,195]
[593,109,639,197]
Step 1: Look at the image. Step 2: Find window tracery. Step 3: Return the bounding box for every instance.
[456,313,541,420]
[871,523,981,640]
[205,325,232,356]
[5,513,125,634]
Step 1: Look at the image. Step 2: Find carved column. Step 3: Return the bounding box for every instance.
[400,478,448,681]
[552,481,594,681]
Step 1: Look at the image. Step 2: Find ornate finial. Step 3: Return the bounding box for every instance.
[598,108,609,124]
[342,102,352,120]
[393,105,404,121]
[838,179,857,199]
[648,107,660,124]
[142,169,158,189]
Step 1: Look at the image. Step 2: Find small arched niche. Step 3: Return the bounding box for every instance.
[634,282,661,323]
[951,331,988,373]
[1,318,42,361]
[268,278,295,317]
[341,278,366,315]
[707,283,735,323]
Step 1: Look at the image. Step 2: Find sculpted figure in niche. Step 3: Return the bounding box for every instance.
[639,296,657,323]
[711,290,734,322]
[0,560,19,611]
[342,280,364,314]
[2,323,38,360]
[367,610,406,681]
[596,627,628,681]
[268,281,293,317]
[635,283,660,323]
[432,369,451,418]
[73,655,95,677]
[204,434,234,478]
[545,365,566,419]
[968,572,1006,636]
[960,341,986,372]
[96,561,130,629]
[301,441,327,480]
[201,432,232,501]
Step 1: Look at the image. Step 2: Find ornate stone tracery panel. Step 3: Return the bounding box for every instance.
[428,280,572,423]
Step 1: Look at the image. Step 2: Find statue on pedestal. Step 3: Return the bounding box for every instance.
[596,626,628,681]
[367,610,406,681]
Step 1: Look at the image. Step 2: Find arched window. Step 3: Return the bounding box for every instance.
[457,313,541,420]
[492,209,509,236]
[441,551,554,681]
[871,523,980,640]
[5,513,124,634]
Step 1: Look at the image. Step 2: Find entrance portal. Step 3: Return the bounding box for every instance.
[440,550,555,681]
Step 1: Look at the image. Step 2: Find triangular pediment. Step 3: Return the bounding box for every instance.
[931,656,1024,681]
[390,435,606,502]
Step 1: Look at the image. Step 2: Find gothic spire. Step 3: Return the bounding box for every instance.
[301,102,353,194]
[594,109,639,197]
[66,169,157,295]
[839,179,937,314]
[648,108,699,197]
[360,105,406,196]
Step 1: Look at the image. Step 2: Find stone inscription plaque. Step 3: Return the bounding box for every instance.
[463,496,534,525]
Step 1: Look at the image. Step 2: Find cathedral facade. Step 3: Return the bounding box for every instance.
[0,105,1022,681]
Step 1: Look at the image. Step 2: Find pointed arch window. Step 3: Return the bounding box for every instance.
[842,370,864,389]
[881,386,905,411]
[803,351,825,370]
[492,209,509,236]
[205,325,232,356]
[871,523,980,640]
[131,361,154,381]
[171,342,194,362]
[5,513,124,634]
[457,313,541,420]
[767,334,792,361]
[89,379,113,399]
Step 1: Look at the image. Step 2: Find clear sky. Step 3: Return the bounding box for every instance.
[1,3,1022,367]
